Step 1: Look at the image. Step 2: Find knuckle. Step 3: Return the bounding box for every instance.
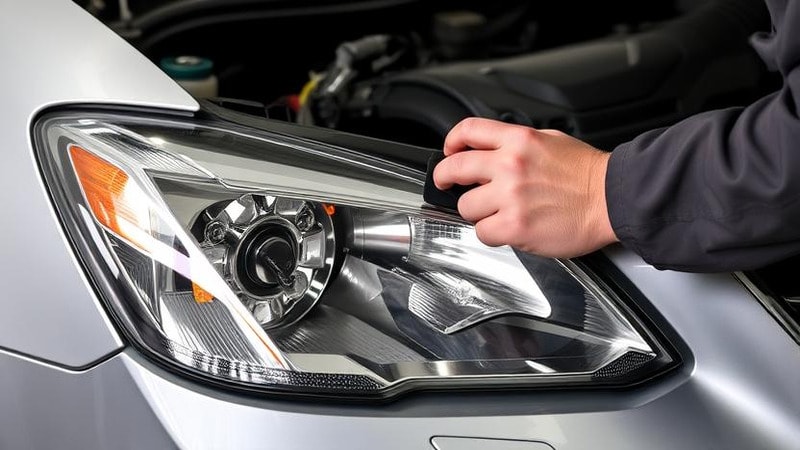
[501,151,528,175]
[505,204,534,236]
[507,210,529,236]
[506,179,526,200]
[514,126,540,143]
[508,185,534,210]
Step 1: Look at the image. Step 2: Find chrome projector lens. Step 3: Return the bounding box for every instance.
[195,194,335,328]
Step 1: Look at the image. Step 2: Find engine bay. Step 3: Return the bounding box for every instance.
[87,0,778,150]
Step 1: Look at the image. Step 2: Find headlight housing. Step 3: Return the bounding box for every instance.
[35,109,676,400]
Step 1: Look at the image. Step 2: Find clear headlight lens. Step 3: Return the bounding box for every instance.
[36,111,675,399]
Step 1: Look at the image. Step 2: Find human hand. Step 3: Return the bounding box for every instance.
[433,117,618,258]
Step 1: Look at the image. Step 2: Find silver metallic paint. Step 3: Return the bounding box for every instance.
[0,349,176,450]
[606,245,800,448]
[0,0,196,367]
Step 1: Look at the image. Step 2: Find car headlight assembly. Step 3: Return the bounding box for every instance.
[35,110,676,400]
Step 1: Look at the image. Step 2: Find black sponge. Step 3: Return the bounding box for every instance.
[423,152,479,212]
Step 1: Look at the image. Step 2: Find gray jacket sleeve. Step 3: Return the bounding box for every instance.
[605,0,800,272]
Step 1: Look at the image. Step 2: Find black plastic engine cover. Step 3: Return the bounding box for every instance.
[335,0,774,150]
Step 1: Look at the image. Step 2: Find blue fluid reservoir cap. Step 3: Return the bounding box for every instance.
[160,56,214,80]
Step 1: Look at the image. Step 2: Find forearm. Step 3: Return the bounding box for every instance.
[605,0,800,272]
[607,86,800,271]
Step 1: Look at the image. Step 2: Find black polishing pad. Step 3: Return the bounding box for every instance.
[423,152,479,212]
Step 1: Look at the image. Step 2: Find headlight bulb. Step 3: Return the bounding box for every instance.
[247,225,298,288]
[194,194,336,329]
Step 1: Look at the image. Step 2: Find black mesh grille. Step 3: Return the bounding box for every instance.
[592,351,655,380]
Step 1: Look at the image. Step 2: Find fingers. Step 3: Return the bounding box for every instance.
[433,149,497,190]
[457,184,499,223]
[436,119,616,258]
[473,213,512,247]
[444,117,513,156]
